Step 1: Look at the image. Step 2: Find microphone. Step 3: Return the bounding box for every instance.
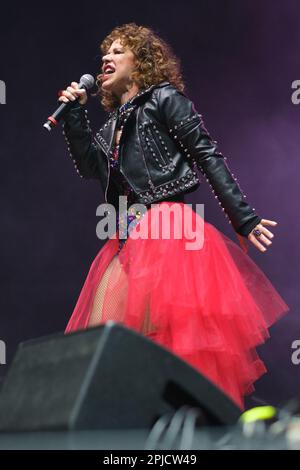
[43,74,95,132]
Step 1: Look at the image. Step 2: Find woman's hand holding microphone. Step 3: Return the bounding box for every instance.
[58,82,88,105]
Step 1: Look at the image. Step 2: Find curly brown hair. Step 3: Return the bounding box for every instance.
[95,23,185,112]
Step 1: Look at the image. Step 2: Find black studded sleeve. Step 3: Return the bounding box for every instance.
[157,85,262,237]
[62,104,108,185]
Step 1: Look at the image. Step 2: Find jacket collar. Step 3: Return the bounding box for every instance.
[108,81,170,120]
[95,81,170,157]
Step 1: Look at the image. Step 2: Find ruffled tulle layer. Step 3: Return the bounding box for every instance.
[65,202,289,409]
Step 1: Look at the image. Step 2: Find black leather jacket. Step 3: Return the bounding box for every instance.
[62,81,261,237]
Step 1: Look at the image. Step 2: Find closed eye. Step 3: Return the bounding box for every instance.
[102,49,124,62]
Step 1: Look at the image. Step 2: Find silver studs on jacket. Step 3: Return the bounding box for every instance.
[138,171,199,204]
[168,113,202,135]
[167,112,254,225]
[62,108,92,178]
[107,85,155,122]
[143,121,176,172]
[96,84,157,138]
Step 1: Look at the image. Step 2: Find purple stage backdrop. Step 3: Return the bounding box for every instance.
[0,0,299,407]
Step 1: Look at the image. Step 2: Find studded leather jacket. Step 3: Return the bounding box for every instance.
[62,81,261,237]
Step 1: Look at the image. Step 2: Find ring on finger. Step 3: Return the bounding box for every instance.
[252,228,262,238]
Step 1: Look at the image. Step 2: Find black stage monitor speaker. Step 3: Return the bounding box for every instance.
[0,322,240,431]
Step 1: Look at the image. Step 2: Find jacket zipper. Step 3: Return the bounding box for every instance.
[104,153,110,204]
[104,116,118,203]
[146,126,168,167]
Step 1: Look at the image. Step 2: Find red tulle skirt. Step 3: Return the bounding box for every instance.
[65,201,289,409]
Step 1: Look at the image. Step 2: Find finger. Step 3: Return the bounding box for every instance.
[71,81,79,89]
[261,219,278,226]
[259,225,274,240]
[259,219,278,239]
[58,96,69,103]
[67,86,78,99]
[73,89,86,96]
[256,232,272,247]
[62,90,76,101]
[250,224,273,246]
[248,234,267,252]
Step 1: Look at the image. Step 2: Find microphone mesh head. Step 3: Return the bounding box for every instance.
[79,74,95,90]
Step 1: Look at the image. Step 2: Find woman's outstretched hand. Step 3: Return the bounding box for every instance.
[247,219,278,252]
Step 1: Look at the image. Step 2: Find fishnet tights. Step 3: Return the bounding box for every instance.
[87,253,155,335]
